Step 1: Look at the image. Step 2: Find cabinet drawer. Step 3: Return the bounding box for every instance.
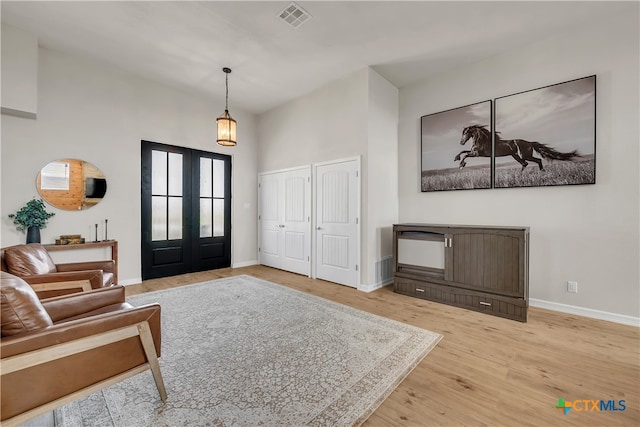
[455,291,527,322]
[394,277,460,304]
[394,277,429,299]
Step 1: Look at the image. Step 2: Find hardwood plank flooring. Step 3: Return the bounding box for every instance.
[126,266,640,426]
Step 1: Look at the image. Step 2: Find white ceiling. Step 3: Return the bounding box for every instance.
[1,1,631,114]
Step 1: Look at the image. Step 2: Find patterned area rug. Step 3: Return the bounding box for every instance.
[55,275,442,426]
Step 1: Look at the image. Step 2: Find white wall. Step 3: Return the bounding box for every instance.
[258,68,399,287]
[258,69,369,282]
[398,10,639,318]
[258,69,369,172]
[366,71,399,286]
[1,45,259,284]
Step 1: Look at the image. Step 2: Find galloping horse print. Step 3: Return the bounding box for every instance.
[420,100,492,192]
[455,125,580,170]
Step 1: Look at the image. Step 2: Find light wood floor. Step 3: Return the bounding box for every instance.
[126,266,640,426]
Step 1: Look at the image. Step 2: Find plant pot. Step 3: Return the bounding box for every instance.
[26,226,41,244]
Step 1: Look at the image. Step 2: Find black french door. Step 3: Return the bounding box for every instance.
[141,141,231,280]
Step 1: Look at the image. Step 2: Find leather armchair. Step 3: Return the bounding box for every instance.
[0,272,166,426]
[1,243,116,298]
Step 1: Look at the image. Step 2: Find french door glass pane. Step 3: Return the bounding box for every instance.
[151,151,167,195]
[199,198,212,238]
[200,158,212,197]
[168,197,183,240]
[151,150,183,241]
[213,199,224,237]
[151,196,167,241]
[168,153,183,196]
[213,159,225,198]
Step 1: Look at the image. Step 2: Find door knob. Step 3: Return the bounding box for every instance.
[316,226,323,230]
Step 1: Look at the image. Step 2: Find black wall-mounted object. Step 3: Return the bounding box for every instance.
[85,178,107,198]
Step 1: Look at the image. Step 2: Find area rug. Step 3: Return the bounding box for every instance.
[54,275,442,426]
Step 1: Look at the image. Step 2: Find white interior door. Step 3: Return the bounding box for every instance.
[258,173,282,269]
[314,158,359,288]
[281,168,311,275]
[259,167,311,276]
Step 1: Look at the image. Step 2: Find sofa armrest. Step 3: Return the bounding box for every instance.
[41,286,126,322]
[56,260,115,275]
[1,302,161,358]
[22,270,104,290]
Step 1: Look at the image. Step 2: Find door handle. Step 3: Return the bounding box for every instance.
[316,226,323,230]
[279,224,285,228]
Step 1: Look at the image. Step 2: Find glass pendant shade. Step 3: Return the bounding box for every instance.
[216,109,237,146]
[217,67,236,147]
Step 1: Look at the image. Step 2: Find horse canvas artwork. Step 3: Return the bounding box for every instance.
[456,124,582,172]
[420,76,595,192]
[493,75,596,188]
[421,101,492,192]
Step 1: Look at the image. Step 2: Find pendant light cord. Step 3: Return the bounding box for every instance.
[225,72,229,111]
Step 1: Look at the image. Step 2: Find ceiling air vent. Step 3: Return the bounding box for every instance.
[278,2,311,28]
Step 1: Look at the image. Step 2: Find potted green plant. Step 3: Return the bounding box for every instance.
[8,198,56,243]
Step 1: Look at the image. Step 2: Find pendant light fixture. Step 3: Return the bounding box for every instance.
[217,67,237,146]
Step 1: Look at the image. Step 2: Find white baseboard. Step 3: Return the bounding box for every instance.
[119,277,142,286]
[358,279,393,293]
[529,298,639,327]
[232,260,258,268]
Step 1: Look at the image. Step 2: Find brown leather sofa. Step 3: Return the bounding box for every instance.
[1,243,116,298]
[0,271,166,426]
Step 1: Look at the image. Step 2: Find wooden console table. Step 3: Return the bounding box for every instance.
[44,240,118,284]
[393,224,529,322]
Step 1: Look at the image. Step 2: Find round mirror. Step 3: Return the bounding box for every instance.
[36,159,107,210]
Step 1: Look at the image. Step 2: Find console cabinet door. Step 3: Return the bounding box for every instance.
[445,230,524,297]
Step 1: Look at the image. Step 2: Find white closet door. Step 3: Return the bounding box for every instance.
[258,167,311,276]
[258,173,282,269]
[281,168,311,275]
[315,158,359,288]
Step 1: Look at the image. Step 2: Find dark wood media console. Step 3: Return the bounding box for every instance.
[393,224,529,322]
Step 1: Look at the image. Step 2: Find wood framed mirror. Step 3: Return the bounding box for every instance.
[36,159,107,210]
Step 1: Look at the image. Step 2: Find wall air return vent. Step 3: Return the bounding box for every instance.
[278,2,311,28]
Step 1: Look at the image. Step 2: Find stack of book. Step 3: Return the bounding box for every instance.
[55,234,85,245]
